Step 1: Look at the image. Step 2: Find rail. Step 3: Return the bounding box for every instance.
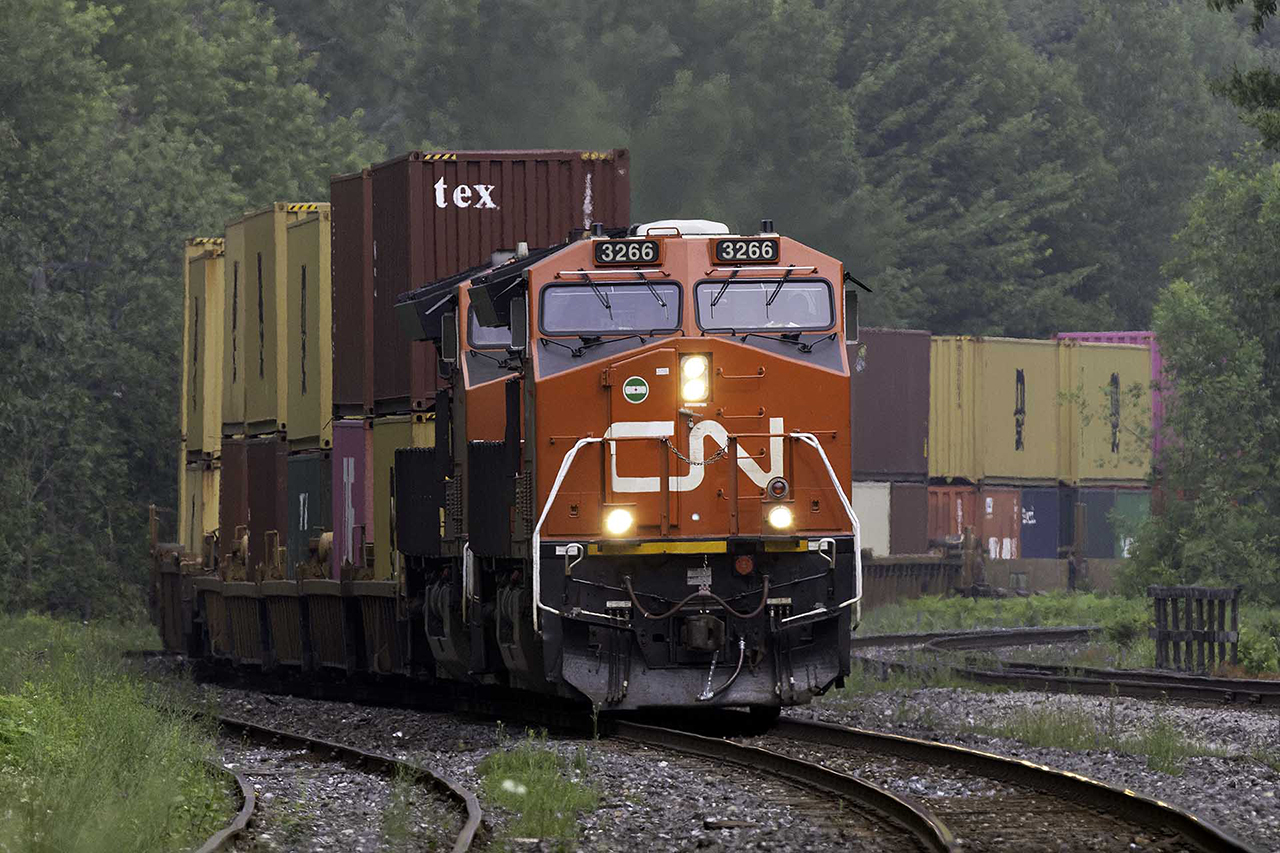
[190,761,255,853]
[612,720,957,852]
[772,718,1258,853]
[213,714,483,853]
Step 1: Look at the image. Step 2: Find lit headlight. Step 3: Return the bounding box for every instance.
[681,355,708,380]
[604,508,634,536]
[681,377,708,402]
[767,505,794,530]
[680,355,710,401]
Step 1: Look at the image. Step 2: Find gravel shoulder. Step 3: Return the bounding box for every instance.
[799,685,1280,852]
[205,686,918,851]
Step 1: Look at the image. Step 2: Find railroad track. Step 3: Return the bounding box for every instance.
[761,717,1257,853]
[194,713,483,853]
[853,626,1280,707]
[611,719,959,852]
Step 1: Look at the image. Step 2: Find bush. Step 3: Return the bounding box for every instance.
[1237,626,1280,675]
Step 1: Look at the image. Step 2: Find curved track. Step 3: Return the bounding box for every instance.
[191,761,255,853]
[768,717,1257,853]
[611,719,958,852]
[854,627,1280,707]
[213,713,483,853]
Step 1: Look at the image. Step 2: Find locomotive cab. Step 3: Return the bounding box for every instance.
[400,220,862,711]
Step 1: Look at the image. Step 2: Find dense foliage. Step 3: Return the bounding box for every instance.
[0,0,1277,614]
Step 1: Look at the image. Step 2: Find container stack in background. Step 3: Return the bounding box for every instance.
[926,335,1156,592]
[847,329,932,556]
[1055,331,1164,562]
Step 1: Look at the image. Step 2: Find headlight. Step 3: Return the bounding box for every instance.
[680,355,710,401]
[604,507,634,536]
[767,505,794,530]
[681,377,708,401]
[681,355,708,379]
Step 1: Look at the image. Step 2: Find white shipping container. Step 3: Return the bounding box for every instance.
[850,481,892,556]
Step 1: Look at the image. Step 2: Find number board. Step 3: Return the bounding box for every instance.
[593,239,661,266]
[713,237,779,264]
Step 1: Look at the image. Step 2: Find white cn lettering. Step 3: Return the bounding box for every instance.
[435,177,499,209]
[605,418,785,493]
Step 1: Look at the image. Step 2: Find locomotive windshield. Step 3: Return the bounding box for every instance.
[540,282,681,335]
[468,308,511,349]
[695,279,833,332]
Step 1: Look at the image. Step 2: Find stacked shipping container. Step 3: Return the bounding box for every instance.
[847,329,931,555]
[924,335,1154,563]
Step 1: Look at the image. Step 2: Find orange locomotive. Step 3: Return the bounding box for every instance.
[397,219,864,712]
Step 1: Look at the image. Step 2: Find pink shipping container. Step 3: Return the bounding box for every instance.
[331,419,373,579]
[1055,331,1165,460]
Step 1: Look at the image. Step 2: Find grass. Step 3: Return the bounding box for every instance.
[477,729,598,845]
[860,591,1280,675]
[978,696,1228,775]
[826,659,1006,703]
[0,613,230,853]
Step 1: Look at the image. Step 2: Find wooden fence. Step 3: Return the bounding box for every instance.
[1148,585,1240,672]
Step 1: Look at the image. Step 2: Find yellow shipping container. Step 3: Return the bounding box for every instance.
[185,247,225,458]
[286,211,333,450]
[181,462,221,557]
[1058,341,1152,484]
[371,414,434,579]
[235,202,330,437]
[221,220,247,434]
[929,336,1061,483]
[181,238,221,445]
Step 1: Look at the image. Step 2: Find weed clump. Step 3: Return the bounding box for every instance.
[478,729,598,843]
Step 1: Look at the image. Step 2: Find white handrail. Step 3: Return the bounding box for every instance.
[789,432,863,615]
[530,432,862,633]
[531,437,602,632]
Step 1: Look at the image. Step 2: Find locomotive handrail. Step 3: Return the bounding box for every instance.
[789,431,863,621]
[531,431,863,633]
[532,436,604,632]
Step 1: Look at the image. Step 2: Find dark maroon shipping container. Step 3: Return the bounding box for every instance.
[331,169,375,417]
[218,438,249,570]
[246,434,288,576]
[889,482,928,554]
[370,149,632,412]
[849,329,930,480]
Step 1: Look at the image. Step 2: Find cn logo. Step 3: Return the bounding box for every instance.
[433,178,498,210]
[606,418,784,493]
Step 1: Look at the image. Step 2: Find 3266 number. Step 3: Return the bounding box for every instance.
[595,240,660,265]
[714,238,779,263]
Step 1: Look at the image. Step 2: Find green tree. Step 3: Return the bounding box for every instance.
[1122,149,1280,599]
[1210,0,1280,147]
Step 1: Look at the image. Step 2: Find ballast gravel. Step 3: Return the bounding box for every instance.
[218,737,457,852]
[204,685,911,851]
[800,686,1280,852]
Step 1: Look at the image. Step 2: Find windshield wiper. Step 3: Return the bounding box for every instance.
[710,269,740,308]
[633,272,667,308]
[738,331,837,354]
[765,267,795,308]
[573,334,647,357]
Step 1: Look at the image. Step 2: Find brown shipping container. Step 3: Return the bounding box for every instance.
[370,150,632,412]
[218,438,249,567]
[978,486,1022,561]
[928,485,978,544]
[889,482,929,554]
[246,435,289,576]
[331,170,375,417]
[849,330,930,480]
